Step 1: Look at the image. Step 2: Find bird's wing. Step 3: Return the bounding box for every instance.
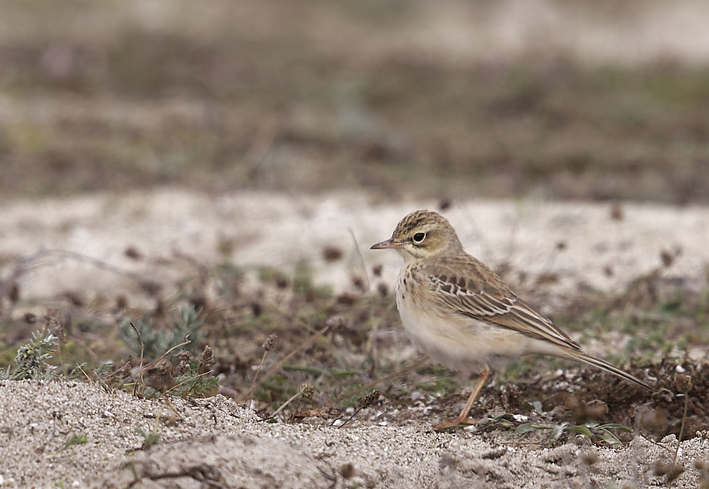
[420,257,582,351]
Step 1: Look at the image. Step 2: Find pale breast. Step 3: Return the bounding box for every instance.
[395,265,536,375]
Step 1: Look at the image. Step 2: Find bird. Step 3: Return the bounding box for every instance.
[371,209,653,429]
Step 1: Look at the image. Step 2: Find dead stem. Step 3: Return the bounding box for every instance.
[268,387,305,421]
[241,326,330,401]
[673,393,690,465]
[249,350,269,405]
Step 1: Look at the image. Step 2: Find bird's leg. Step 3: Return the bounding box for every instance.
[434,368,490,430]
[456,368,490,422]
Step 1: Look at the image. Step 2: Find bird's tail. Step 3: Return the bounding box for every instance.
[562,350,655,392]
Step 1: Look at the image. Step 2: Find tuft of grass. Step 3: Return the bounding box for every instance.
[119,305,203,360]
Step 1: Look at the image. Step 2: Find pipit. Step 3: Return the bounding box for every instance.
[371,210,653,429]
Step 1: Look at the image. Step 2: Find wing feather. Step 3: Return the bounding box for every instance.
[421,256,582,351]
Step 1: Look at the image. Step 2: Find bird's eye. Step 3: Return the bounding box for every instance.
[412,232,426,244]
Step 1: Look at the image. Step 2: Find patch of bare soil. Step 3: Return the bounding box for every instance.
[0,380,708,489]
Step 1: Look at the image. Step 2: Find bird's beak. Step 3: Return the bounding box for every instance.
[371,238,397,250]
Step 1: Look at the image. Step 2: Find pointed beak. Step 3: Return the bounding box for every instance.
[371,238,397,250]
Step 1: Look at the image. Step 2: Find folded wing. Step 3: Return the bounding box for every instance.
[421,257,582,352]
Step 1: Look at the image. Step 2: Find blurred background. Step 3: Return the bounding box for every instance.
[2,0,709,203]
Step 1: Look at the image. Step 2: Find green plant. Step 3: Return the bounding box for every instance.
[515,421,631,447]
[4,331,59,380]
[119,305,204,360]
[135,426,160,448]
[63,434,88,449]
[169,358,219,398]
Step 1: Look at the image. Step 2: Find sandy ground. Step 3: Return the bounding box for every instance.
[1,189,709,488]
[0,380,706,489]
[4,0,709,67]
[1,188,708,310]
[398,0,709,66]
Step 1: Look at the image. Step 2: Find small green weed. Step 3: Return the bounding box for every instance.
[3,331,59,380]
[135,426,160,449]
[170,358,219,397]
[515,421,631,447]
[63,433,88,449]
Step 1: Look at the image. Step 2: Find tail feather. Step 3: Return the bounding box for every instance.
[563,350,655,392]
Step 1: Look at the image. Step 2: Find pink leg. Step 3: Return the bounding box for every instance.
[434,368,491,430]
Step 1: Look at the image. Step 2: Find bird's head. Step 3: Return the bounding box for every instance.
[371,210,463,262]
